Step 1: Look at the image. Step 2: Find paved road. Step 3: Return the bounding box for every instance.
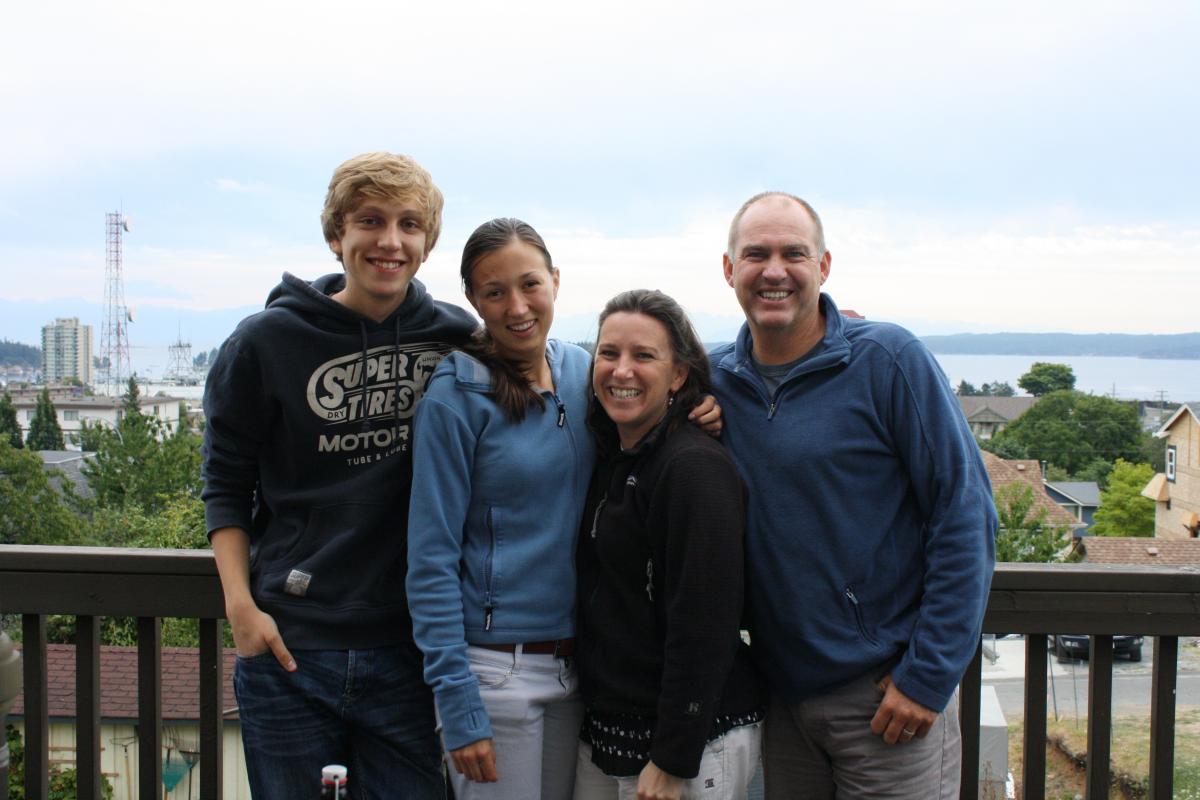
[981,635,1200,716]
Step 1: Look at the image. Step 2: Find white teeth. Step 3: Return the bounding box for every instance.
[509,320,536,332]
[610,388,640,399]
[370,260,403,270]
[760,290,790,300]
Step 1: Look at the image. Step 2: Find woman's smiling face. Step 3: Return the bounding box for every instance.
[593,310,688,449]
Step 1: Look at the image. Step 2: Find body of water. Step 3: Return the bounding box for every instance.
[132,354,1200,407]
[932,353,1199,403]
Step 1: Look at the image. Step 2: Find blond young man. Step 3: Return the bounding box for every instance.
[203,153,477,799]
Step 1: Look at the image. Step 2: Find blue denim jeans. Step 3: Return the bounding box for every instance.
[234,643,444,800]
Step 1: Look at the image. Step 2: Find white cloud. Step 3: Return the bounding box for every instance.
[5,205,1196,337]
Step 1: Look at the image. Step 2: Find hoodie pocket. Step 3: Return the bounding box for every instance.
[844,586,878,646]
[261,502,401,606]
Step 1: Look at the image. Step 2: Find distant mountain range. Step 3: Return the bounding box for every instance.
[919,332,1200,360]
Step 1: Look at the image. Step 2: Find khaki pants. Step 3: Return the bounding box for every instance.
[763,676,961,800]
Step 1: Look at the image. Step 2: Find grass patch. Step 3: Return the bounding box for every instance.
[1004,708,1200,799]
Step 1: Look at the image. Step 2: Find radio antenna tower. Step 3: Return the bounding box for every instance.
[164,325,195,385]
[99,212,134,397]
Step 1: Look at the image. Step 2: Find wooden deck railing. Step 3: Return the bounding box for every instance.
[1,547,1198,799]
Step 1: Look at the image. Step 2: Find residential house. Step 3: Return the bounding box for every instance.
[980,451,1083,532]
[9,645,250,799]
[958,396,1039,440]
[1141,403,1200,539]
[1044,481,1101,532]
[9,388,185,447]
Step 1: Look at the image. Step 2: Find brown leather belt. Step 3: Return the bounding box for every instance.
[477,638,575,658]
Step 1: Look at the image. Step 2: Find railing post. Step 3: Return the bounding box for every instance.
[22,613,48,800]
[960,642,983,799]
[1149,635,1178,800]
[1022,634,1047,800]
[76,615,102,800]
[199,618,225,800]
[1085,634,1114,800]
[138,616,162,799]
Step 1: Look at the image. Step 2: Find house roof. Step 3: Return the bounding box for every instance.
[1045,481,1102,507]
[38,450,95,500]
[1142,473,1170,502]
[10,645,239,722]
[1155,403,1200,437]
[1079,536,1200,567]
[12,395,185,411]
[957,396,1039,423]
[980,451,1081,528]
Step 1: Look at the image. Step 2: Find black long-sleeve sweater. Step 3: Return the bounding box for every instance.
[576,418,763,779]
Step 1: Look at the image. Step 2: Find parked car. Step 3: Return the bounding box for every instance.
[1052,633,1143,663]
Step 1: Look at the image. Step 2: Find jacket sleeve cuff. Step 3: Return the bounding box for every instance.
[649,713,710,779]
[204,498,252,539]
[890,659,953,713]
[434,681,493,752]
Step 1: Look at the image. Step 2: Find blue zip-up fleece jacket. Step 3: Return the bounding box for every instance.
[201,273,477,650]
[709,294,996,713]
[407,339,595,751]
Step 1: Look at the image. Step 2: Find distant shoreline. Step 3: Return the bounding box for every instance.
[919,332,1200,361]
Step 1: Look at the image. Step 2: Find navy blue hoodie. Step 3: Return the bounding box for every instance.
[202,272,477,649]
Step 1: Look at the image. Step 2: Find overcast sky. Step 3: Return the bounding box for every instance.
[2,0,1197,348]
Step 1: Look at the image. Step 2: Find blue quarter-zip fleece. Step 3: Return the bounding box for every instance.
[709,294,996,713]
[406,339,595,751]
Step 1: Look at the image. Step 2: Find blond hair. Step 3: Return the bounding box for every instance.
[321,152,444,258]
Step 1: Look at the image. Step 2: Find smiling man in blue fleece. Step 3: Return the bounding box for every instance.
[709,192,997,799]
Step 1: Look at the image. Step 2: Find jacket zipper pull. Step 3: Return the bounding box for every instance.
[556,399,566,428]
[845,588,858,605]
[645,559,654,602]
[484,606,493,632]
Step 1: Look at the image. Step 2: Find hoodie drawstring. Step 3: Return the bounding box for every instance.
[358,322,371,433]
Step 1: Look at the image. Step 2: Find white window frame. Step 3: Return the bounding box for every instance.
[1167,445,1177,483]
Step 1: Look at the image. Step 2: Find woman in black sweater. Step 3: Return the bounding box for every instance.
[574,289,762,800]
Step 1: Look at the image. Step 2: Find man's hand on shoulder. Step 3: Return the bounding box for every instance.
[870,673,937,745]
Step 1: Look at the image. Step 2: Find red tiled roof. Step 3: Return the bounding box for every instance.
[10,645,238,722]
[1079,536,1200,567]
[980,451,1081,528]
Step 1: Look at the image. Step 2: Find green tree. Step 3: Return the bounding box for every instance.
[991,390,1142,474]
[993,483,1071,562]
[981,381,1015,397]
[1089,459,1156,537]
[1072,457,1115,489]
[24,388,64,450]
[0,440,82,545]
[0,392,22,449]
[956,380,978,396]
[1018,362,1077,396]
[81,379,201,513]
[977,435,1028,461]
